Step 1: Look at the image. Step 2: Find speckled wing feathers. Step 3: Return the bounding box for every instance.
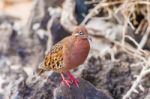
[42,42,64,71]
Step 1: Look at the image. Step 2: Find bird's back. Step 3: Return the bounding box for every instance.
[37,26,90,74]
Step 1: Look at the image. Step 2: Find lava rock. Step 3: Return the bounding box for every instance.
[50,16,70,45]
[54,78,113,99]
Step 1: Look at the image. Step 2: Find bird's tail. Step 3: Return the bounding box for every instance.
[36,68,45,75]
[36,62,46,75]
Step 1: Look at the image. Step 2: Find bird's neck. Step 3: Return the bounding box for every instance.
[75,37,88,42]
[74,37,89,48]
[65,36,89,48]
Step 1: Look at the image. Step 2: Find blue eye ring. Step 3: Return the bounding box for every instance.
[79,32,83,35]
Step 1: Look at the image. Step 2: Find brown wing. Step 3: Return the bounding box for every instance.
[42,42,64,71]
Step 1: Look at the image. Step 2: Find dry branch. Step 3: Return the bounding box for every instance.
[60,0,77,32]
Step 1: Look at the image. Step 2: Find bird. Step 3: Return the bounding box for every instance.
[37,26,90,87]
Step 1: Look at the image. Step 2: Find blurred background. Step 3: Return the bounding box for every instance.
[0,0,150,99]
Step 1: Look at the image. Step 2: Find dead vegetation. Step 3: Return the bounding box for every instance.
[0,0,150,99]
[81,0,150,99]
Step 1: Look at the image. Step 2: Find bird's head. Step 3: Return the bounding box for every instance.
[72,26,91,41]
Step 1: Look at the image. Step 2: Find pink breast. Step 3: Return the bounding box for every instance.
[64,39,90,70]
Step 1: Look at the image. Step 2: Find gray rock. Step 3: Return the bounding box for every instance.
[54,78,113,99]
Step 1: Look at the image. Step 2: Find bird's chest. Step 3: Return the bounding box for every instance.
[64,39,90,67]
[71,42,88,58]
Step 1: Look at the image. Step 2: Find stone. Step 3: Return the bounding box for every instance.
[54,78,113,99]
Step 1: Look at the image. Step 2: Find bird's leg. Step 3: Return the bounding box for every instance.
[60,73,71,87]
[67,71,79,87]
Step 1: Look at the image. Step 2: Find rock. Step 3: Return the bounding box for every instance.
[54,78,113,99]
[10,71,113,99]
[10,72,61,99]
[75,0,88,23]
[50,16,70,45]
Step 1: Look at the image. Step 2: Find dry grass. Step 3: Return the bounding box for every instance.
[80,0,150,99]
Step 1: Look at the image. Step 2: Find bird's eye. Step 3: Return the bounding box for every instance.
[79,32,84,35]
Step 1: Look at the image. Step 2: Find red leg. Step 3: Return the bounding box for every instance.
[60,73,71,87]
[67,71,79,87]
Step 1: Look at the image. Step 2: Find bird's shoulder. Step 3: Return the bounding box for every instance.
[49,35,72,53]
[39,36,73,70]
[40,40,65,70]
[49,41,63,54]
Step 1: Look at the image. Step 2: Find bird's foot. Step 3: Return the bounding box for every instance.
[71,78,79,87]
[67,71,79,87]
[60,79,71,87]
[60,73,71,87]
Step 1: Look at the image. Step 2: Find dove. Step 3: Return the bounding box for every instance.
[37,26,90,87]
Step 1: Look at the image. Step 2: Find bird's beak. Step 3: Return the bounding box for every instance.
[74,33,79,36]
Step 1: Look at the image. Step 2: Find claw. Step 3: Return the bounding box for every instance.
[67,71,79,87]
[60,79,71,87]
[60,73,71,87]
[74,79,79,87]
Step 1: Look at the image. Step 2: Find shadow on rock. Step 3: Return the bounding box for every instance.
[54,78,113,99]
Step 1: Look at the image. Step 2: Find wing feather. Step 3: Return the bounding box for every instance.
[42,42,64,71]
